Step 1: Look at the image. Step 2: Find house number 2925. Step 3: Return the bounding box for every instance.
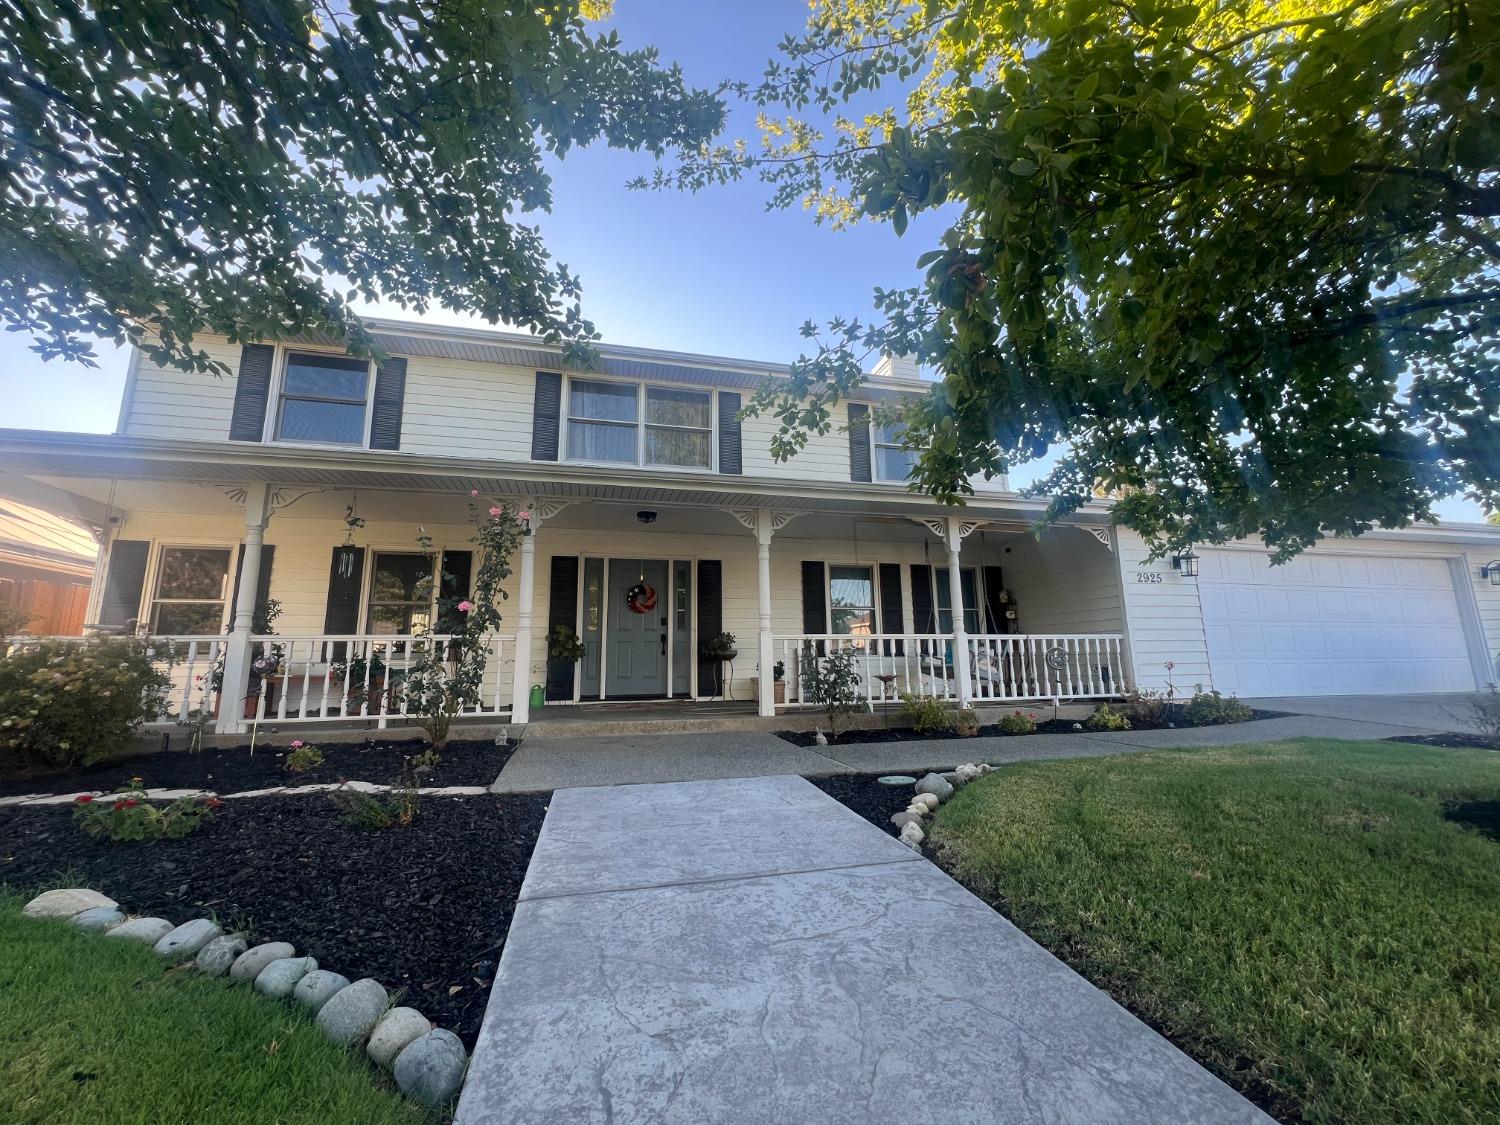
[1135,571,1164,583]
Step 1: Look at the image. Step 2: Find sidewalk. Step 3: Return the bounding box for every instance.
[490,710,1439,793]
[455,775,1270,1124]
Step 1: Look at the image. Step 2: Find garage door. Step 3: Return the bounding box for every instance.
[1199,549,1476,696]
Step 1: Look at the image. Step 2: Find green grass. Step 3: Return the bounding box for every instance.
[0,891,428,1125]
[930,739,1500,1124]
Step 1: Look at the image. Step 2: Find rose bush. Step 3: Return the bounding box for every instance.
[74,779,219,842]
[0,636,172,771]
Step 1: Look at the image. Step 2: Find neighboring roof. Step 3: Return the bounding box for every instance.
[0,498,97,571]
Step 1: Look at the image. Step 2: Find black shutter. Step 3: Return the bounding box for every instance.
[228,343,275,441]
[848,402,872,482]
[878,562,904,655]
[531,371,563,461]
[98,539,149,630]
[323,547,365,661]
[545,555,580,701]
[801,561,827,656]
[718,391,743,474]
[696,560,723,697]
[910,564,936,633]
[369,356,407,450]
[981,565,1006,634]
[230,544,276,629]
[436,550,473,634]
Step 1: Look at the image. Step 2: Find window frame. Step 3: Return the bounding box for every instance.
[872,420,920,483]
[363,550,440,636]
[147,542,236,636]
[267,347,376,449]
[827,563,878,639]
[562,374,718,470]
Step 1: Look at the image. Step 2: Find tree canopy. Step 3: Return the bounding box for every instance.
[0,0,722,373]
[658,0,1499,556]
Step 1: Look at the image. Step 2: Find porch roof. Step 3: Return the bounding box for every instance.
[0,428,1108,526]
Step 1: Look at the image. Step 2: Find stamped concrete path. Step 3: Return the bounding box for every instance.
[456,775,1271,1124]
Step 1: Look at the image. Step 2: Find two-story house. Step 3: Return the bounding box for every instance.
[1,316,1497,735]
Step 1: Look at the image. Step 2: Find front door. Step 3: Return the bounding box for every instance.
[606,559,669,698]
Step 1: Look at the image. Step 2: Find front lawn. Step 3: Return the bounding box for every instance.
[929,739,1500,1124]
[0,892,425,1125]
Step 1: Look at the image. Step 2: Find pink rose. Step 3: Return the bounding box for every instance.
[469,489,479,498]
[290,740,304,749]
[457,600,473,613]
[518,510,531,520]
[488,506,503,518]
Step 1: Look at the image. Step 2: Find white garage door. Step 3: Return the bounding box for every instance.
[1199,549,1476,697]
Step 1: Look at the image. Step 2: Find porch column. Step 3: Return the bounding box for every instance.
[510,504,539,726]
[215,483,271,734]
[754,508,775,718]
[943,516,973,707]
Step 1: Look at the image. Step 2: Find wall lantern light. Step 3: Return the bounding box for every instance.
[1171,546,1200,578]
[1482,560,1500,586]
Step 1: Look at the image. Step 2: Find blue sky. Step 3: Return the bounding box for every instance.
[0,0,1483,522]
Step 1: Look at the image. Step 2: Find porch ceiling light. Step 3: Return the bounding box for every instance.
[636,510,658,525]
[1171,546,1200,578]
[1482,560,1500,586]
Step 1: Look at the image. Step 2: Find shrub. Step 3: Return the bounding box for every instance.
[1182,688,1254,726]
[1124,686,1175,727]
[73,780,219,842]
[954,707,981,737]
[1085,703,1132,731]
[800,643,864,739]
[900,691,954,734]
[0,637,172,771]
[0,605,38,635]
[285,740,324,774]
[329,772,419,829]
[1467,684,1500,750]
[996,710,1037,735]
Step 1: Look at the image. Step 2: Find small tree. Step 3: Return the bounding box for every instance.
[800,643,864,740]
[400,496,526,752]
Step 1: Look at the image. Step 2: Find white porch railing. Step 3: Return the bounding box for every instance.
[2,632,515,730]
[776,633,1125,707]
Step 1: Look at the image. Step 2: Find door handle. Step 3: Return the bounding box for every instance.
[660,632,667,656]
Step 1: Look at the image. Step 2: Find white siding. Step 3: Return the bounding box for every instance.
[121,340,243,439]
[1002,529,1125,636]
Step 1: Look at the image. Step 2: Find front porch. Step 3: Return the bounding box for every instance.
[1,452,1132,735]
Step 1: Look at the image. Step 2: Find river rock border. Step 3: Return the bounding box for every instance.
[890,763,992,847]
[20,887,468,1110]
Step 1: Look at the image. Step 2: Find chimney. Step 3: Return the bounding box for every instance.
[872,353,920,381]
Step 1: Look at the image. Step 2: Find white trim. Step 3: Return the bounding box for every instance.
[114,346,143,435]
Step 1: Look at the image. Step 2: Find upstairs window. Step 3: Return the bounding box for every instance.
[275,352,371,445]
[151,547,232,634]
[873,422,920,482]
[566,379,714,468]
[645,387,711,468]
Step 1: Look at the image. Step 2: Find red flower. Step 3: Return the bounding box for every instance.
[120,798,138,809]
[201,796,222,809]
[74,794,94,804]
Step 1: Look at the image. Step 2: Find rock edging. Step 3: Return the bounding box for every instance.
[891,763,992,847]
[20,886,469,1109]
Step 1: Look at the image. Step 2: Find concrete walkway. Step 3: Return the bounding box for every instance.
[456,775,1270,1124]
[491,709,1441,792]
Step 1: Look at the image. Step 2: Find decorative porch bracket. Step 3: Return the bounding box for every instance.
[215,482,273,734]
[500,497,575,725]
[726,508,802,717]
[909,516,986,708]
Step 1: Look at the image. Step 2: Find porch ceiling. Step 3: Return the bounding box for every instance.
[0,429,1109,526]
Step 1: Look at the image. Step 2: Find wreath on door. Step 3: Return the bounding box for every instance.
[625,582,658,614]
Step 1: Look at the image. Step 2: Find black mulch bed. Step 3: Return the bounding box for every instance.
[1444,799,1500,842]
[0,791,548,1046]
[1388,732,1498,752]
[779,710,1285,747]
[0,738,516,798]
[806,773,917,838]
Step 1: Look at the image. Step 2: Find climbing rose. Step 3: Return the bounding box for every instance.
[469,489,479,498]
[488,506,503,518]
[518,510,531,520]
[457,600,474,613]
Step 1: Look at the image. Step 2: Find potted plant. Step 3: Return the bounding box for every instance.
[773,659,786,705]
[332,651,389,716]
[699,631,737,697]
[548,624,586,662]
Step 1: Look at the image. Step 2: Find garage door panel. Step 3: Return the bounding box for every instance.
[1200,549,1474,697]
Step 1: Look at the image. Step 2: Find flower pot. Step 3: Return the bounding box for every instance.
[344,676,388,716]
[774,681,786,705]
